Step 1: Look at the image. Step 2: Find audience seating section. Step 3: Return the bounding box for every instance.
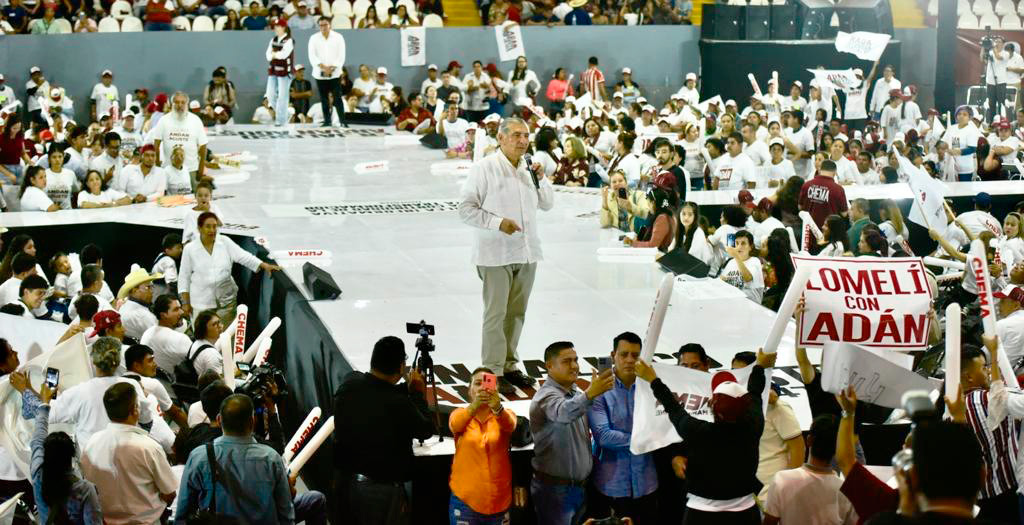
[192,15,215,30]
[121,15,143,31]
[172,15,191,30]
[97,16,121,31]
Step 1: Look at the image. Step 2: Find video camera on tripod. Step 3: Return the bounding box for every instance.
[406,320,443,443]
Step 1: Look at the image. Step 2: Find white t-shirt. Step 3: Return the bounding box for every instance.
[462,72,492,112]
[44,168,76,209]
[19,186,55,211]
[843,85,869,120]
[1007,52,1024,84]
[757,399,803,495]
[188,339,223,378]
[165,165,192,196]
[833,156,858,185]
[957,210,1003,237]
[985,49,1010,85]
[77,188,127,206]
[352,77,377,109]
[998,309,1024,361]
[437,117,470,148]
[870,77,901,113]
[715,152,757,190]
[995,135,1021,165]
[743,140,770,167]
[901,101,922,132]
[764,466,857,524]
[880,104,902,140]
[720,256,764,304]
[755,216,787,249]
[121,165,167,200]
[251,106,274,125]
[781,96,808,113]
[942,123,981,175]
[49,376,152,446]
[139,325,193,374]
[708,223,747,275]
[766,158,796,186]
[784,127,815,178]
[91,83,119,119]
[151,112,209,172]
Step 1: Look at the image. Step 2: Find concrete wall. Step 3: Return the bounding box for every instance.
[0,25,939,123]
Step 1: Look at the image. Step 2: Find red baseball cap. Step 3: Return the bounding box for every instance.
[90,310,121,338]
[738,189,755,209]
[652,171,677,191]
[447,60,462,69]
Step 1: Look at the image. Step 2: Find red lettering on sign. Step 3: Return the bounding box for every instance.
[289,415,321,454]
[234,312,247,355]
[973,257,992,319]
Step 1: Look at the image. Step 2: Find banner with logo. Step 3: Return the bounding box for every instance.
[495,21,526,62]
[400,27,426,67]
[630,363,770,455]
[835,31,892,61]
[806,69,862,91]
[793,255,933,350]
[821,342,941,408]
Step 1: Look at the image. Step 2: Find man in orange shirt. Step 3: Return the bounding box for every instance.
[448,367,518,523]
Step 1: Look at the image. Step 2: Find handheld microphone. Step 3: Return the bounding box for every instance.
[523,153,540,190]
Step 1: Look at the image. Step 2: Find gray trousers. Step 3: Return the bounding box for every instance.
[477,262,537,376]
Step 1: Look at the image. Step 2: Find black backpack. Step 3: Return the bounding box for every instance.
[172,344,214,405]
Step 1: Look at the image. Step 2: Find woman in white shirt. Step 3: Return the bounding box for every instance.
[390,4,419,27]
[43,147,77,210]
[179,211,281,324]
[165,146,193,196]
[878,199,909,246]
[708,205,749,275]
[532,127,560,180]
[189,309,226,377]
[18,166,60,212]
[582,117,616,169]
[77,170,131,208]
[817,214,848,257]
[507,56,540,114]
[766,138,796,188]
[998,212,1024,271]
[677,201,713,265]
[679,123,706,186]
[182,180,220,245]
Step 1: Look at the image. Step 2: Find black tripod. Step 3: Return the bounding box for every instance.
[408,320,443,444]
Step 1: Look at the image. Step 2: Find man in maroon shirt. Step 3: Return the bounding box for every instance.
[799,159,848,228]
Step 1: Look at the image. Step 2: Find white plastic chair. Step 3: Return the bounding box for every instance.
[973,0,993,14]
[927,0,937,16]
[1017,0,1024,15]
[97,16,120,31]
[171,15,190,29]
[995,0,1015,14]
[319,0,331,14]
[214,14,228,29]
[980,11,1001,26]
[959,11,980,26]
[224,0,242,11]
[422,12,442,26]
[120,15,143,30]
[331,15,352,27]
[110,0,132,19]
[352,0,371,18]
[1003,13,1022,27]
[51,17,72,32]
[958,0,970,15]
[192,14,215,30]
[332,0,353,16]
[374,0,392,17]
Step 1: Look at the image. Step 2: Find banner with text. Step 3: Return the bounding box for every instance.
[630,364,770,455]
[821,342,941,408]
[400,27,426,67]
[794,255,933,350]
[495,22,526,62]
[806,69,862,91]
[835,31,892,61]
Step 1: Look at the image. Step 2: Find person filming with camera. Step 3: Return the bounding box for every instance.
[333,335,436,525]
[982,34,1009,123]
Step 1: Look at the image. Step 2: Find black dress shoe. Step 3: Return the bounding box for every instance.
[497,377,518,396]
[504,370,537,388]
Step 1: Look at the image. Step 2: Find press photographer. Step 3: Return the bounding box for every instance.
[980,33,1009,123]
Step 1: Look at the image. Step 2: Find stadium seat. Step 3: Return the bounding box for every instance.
[110,0,132,19]
[215,14,228,29]
[973,0,993,14]
[192,15,215,30]
[97,16,120,31]
[352,0,371,18]
[224,0,242,11]
[958,11,980,26]
[332,0,353,17]
[172,15,190,29]
[927,0,937,16]
[995,0,1015,15]
[422,12,442,26]
[1018,0,1024,15]
[51,17,72,32]
[332,15,352,27]
[374,0,392,18]
[120,15,143,30]
[319,0,331,14]
[958,0,969,15]
[979,11,1001,26]
[1004,13,1023,26]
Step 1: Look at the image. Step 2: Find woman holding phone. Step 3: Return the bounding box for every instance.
[448,367,517,524]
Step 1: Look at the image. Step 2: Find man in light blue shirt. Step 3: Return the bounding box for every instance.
[176,394,295,525]
[587,331,658,524]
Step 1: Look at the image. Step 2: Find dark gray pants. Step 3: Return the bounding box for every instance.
[347,477,410,525]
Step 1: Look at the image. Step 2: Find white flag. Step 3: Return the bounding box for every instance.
[495,22,526,62]
[821,342,940,409]
[835,31,892,61]
[806,69,862,91]
[897,150,948,231]
[400,27,426,67]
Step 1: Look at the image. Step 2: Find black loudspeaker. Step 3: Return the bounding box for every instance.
[302,262,342,300]
[745,5,770,40]
[834,0,894,35]
[770,4,799,39]
[701,4,745,39]
[799,0,837,39]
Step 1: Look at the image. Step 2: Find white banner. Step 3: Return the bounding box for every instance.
[630,363,770,455]
[806,69,862,91]
[400,27,426,67]
[835,31,892,61]
[495,22,526,62]
[793,255,933,350]
[821,342,940,409]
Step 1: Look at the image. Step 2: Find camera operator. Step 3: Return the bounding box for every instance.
[176,379,284,459]
[333,335,435,525]
[982,35,1010,123]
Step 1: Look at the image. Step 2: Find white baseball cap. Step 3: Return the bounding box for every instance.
[642,104,656,113]
[189,100,200,110]
[427,64,438,70]
[725,99,736,107]
[793,80,803,89]
[0,74,5,82]
[612,92,624,99]
[49,88,61,98]
[101,69,113,77]
[659,108,671,116]
[853,68,864,77]
[768,137,784,148]
[686,72,696,81]
[622,67,632,75]
[712,381,747,398]
[295,64,305,70]
[483,113,501,124]
[123,110,135,118]
[29,66,40,74]
[834,133,849,142]
[377,67,388,75]
[637,96,648,104]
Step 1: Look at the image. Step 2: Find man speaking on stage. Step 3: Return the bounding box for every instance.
[459,117,554,396]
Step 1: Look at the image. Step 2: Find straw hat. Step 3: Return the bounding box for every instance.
[116,264,163,300]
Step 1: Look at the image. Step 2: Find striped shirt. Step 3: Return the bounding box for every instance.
[581,67,605,101]
[965,387,1020,499]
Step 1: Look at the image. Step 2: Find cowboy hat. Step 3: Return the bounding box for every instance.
[568,0,587,7]
[117,264,163,300]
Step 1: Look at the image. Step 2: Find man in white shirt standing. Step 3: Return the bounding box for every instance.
[995,284,1024,362]
[151,92,208,189]
[80,380,177,525]
[90,69,119,123]
[740,122,769,167]
[983,36,1010,123]
[139,294,193,374]
[459,117,554,397]
[307,16,348,127]
[463,60,492,123]
[420,64,442,95]
[783,110,815,178]
[714,132,757,190]
[117,266,161,342]
[869,64,901,121]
